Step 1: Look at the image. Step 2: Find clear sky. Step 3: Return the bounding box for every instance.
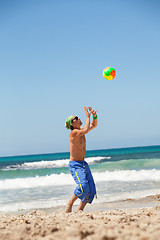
[0,0,160,157]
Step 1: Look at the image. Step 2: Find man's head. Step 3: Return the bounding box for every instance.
[65,115,82,130]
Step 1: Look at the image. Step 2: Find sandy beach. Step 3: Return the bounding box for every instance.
[1,195,160,240]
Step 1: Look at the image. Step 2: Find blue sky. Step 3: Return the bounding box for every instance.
[0,0,160,157]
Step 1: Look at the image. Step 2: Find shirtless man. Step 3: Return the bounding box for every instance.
[65,107,98,212]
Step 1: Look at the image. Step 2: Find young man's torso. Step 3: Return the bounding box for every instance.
[70,131,86,161]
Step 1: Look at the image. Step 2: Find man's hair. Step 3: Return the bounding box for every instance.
[65,115,73,130]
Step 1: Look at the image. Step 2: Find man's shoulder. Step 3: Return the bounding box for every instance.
[70,129,78,136]
[70,128,83,137]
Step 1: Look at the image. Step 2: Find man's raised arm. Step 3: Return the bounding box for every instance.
[74,107,91,137]
[86,107,98,133]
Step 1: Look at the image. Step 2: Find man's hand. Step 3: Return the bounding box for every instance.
[84,107,91,118]
[88,107,97,118]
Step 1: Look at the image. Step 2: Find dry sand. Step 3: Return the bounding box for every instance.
[1,207,160,240]
[1,196,160,240]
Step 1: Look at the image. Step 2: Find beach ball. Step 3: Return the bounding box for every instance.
[103,67,116,80]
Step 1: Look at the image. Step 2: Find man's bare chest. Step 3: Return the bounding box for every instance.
[71,136,86,145]
[79,136,86,145]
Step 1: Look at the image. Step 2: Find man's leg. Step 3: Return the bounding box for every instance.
[86,162,96,203]
[65,193,78,213]
[77,201,87,211]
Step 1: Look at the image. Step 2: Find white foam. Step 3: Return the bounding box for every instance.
[3,156,108,170]
[93,169,160,182]
[1,169,160,190]
[0,173,73,190]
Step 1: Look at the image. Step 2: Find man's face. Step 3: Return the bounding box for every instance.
[71,116,82,128]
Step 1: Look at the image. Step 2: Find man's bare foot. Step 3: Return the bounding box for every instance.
[65,202,72,213]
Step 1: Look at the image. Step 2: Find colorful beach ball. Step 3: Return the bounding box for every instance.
[103,67,116,80]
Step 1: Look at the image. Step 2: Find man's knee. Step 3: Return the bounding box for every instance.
[88,182,96,203]
[81,181,90,195]
[74,181,90,198]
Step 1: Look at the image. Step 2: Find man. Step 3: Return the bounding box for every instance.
[65,107,98,212]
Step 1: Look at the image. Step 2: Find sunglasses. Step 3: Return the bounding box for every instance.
[72,116,78,123]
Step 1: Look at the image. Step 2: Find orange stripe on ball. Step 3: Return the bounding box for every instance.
[110,70,116,78]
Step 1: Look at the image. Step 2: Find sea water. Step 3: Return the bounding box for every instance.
[0,145,160,213]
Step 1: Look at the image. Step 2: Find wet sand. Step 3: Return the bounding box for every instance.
[1,195,160,240]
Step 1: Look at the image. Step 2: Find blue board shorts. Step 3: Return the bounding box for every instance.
[68,160,96,204]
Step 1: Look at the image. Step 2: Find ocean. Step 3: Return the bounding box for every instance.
[0,145,160,213]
